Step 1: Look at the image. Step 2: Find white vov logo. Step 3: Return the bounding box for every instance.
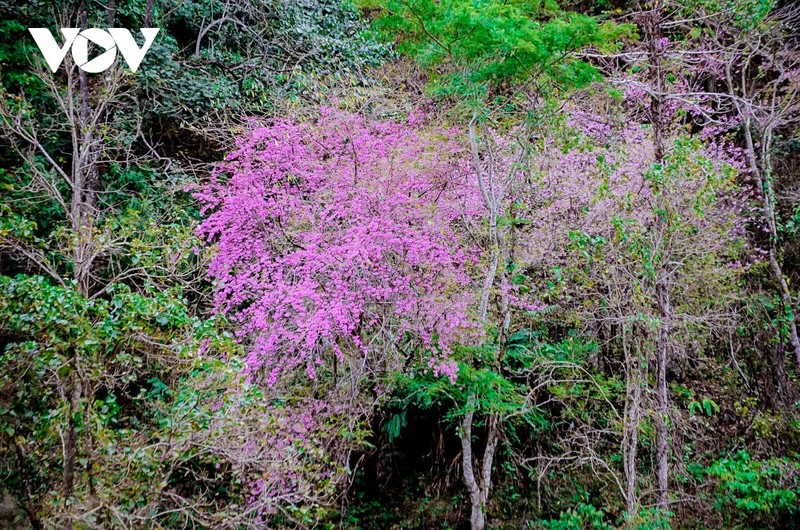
[28,28,160,73]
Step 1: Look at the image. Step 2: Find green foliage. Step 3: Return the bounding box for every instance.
[706,451,800,525]
[688,396,720,417]
[0,270,243,522]
[365,0,632,102]
[533,501,672,530]
[137,0,388,119]
[677,0,775,31]
[2,0,800,527]
[395,341,540,425]
[536,503,614,530]
[0,3,55,97]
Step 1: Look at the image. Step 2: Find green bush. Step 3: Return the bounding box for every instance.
[536,503,614,530]
[706,451,800,527]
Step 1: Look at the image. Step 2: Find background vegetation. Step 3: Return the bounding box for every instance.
[1,0,799,528]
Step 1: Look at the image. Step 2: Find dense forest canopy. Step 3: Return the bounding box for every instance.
[1,0,800,528]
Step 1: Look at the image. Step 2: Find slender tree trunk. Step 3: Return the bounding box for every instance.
[471,118,500,323]
[462,118,508,530]
[59,368,82,530]
[655,284,671,511]
[461,398,485,530]
[622,325,642,516]
[107,0,116,27]
[145,0,154,27]
[73,0,96,297]
[62,5,93,527]
[62,376,82,500]
[460,395,500,530]
[646,1,671,510]
[742,117,800,369]
[482,414,500,503]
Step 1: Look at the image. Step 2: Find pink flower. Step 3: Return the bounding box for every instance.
[195,110,481,385]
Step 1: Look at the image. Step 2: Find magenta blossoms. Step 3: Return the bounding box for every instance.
[195,109,481,384]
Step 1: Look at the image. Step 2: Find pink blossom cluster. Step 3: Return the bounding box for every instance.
[516,101,749,276]
[195,109,481,385]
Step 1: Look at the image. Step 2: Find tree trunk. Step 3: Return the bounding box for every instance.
[724,51,800,370]
[655,284,671,511]
[648,1,672,511]
[145,0,154,27]
[622,325,642,516]
[461,397,485,530]
[73,0,96,298]
[107,0,116,27]
[463,117,513,530]
[460,395,500,530]
[743,117,800,369]
[60,369,82,530]
[62,5,93,528]
[646,1,671,510]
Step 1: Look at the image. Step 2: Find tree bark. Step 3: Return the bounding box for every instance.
[145,0,154,27]
[60,369,82,530]
[722,36,800,370]
[470,117,500,323]
[462,117,508,530]
[62,5,93,528]
[742,116,800,369]
[646,1,671,511]
[461,398,485,530]
[460,395,500,530]
[107,0,116,27]
[622,325,642,516]
[73,0,96,298]
[655,284,671,511]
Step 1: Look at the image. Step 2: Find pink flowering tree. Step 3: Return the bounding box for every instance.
[194,109,487,518]
[196,109,480,387]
